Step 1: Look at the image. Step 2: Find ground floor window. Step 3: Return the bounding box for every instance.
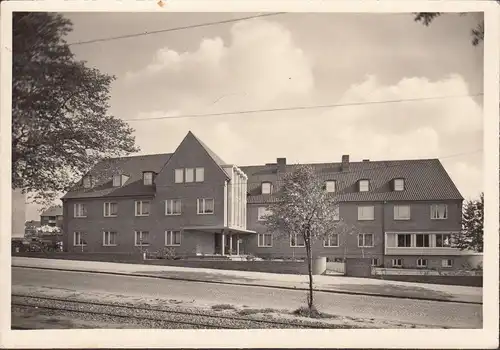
[165,230,181,246]
[441,259,453,268]
[392,258,403,268]
[135,231,150,246]
[258,233,272,247]
[416,258,428,268]
[73,231,86,246]
[290,233,305,247]
[371,258,380,266]
[103,231,117,246]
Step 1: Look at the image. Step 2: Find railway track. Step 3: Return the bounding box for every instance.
[11,294,337,329]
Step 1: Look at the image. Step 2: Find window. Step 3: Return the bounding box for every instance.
[290,233,305,247]
[357,205,374,220]
[359,179,370,192]
[258,233,272,247]
[442,259,453,268]
[371,258,380,266]
[165,230,181,246]
[103,231,117,246]
[436,233,452,248]
[325,180,336,193]
[394,205,410,220]
[143,172,153,185]
[397,234,412,247]
[197,198,214,214]
[175,169,184,183]
[185,168,194,183]
[257,207,271,221]
[333,205,340,221]
[392,258,403,268]
[431,204,448,219]
[103,202,118,217]
[135,201,150,216]
[135,231,150,246]
[83,176,92,189]
[113,175,122,187]
[73,232,86,246]
[195,167,204,182]
[74,203,87,218]
[416,258,428,268]
[394,178,405,191]
[416,234,430,247]
[261,182,272,194]
[165,199,182,215]
[358,233,374,247]
[324,234,339,247]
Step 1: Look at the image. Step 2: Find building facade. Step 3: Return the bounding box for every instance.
[61,131,481,269]
[40,206,64,229]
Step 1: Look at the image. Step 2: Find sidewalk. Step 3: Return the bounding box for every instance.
[12,257,482,304]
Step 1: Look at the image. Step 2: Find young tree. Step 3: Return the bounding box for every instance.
[263,165,355,313]
[12,12,139,205]
[453,193,484,253]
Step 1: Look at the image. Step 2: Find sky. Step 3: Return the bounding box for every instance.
[24,12,485,220]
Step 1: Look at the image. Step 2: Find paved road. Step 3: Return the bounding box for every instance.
[12,267,482,328]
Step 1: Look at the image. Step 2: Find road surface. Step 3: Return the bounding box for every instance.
[12,267,482,328]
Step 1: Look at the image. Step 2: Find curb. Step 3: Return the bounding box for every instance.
[13,265,482,305]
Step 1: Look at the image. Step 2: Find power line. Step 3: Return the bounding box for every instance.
[67,12,286,46]
[123,93,484,122]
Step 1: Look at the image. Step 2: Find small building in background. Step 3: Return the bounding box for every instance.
[40,205,63,229]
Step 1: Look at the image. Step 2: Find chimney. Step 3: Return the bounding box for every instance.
[277,157,286,173]
[341,154,350,171]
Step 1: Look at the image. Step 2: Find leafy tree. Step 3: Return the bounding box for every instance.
[12,12,139,205]
[453,193,484,253]
[263,165,356,314]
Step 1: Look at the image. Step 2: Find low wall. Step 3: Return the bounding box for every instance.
[345,258,372,277]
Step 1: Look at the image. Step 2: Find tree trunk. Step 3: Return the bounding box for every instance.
[304,232,314,310]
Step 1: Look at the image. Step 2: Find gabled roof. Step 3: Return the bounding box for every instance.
[62,153,172,199]
[40,206,63,217]
[241,158,463,203]
[190,131,227,167]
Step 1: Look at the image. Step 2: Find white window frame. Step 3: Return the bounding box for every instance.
[394,178,405,191]
[74,203,87,218]
[174,169,184,183]
[396,233,412,247]
[393,205,411,220]
[436,233,452,248]
[134,231,150,246]
[290,233,305,247]
[358,233,374,248]
[415,233,430,248]
[165,199,182,215]
[416,258,428,268]
[73,231,86,246]
[197,198,215,215]
[261,182,272,194]
[83,176,92,189]
[358,179,369,192]
[113,175,122,187]
[135,200,150,217]
[195,167,205,182]
[165,230,181,246]
[103,202,118,217]
[102,231,117,246]
[392,258,403,268]
[325,180,336,193]
[430,204,448,220]
[371,258,380,266]
[357,205,374,221]
[143,172,153,185]
[258,233,273,247]
[185,168,194,183]
[323,234,339,247]
[257,207,271,221]
[441,259,453,268]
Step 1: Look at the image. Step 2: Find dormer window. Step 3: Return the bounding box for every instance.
[261,182,272,194]
[358,179,370,192]
[83,175,92,189]
[143,171,154,186]
[394,178,405,191]
[325,180,336,193]
[113,175,122,187]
